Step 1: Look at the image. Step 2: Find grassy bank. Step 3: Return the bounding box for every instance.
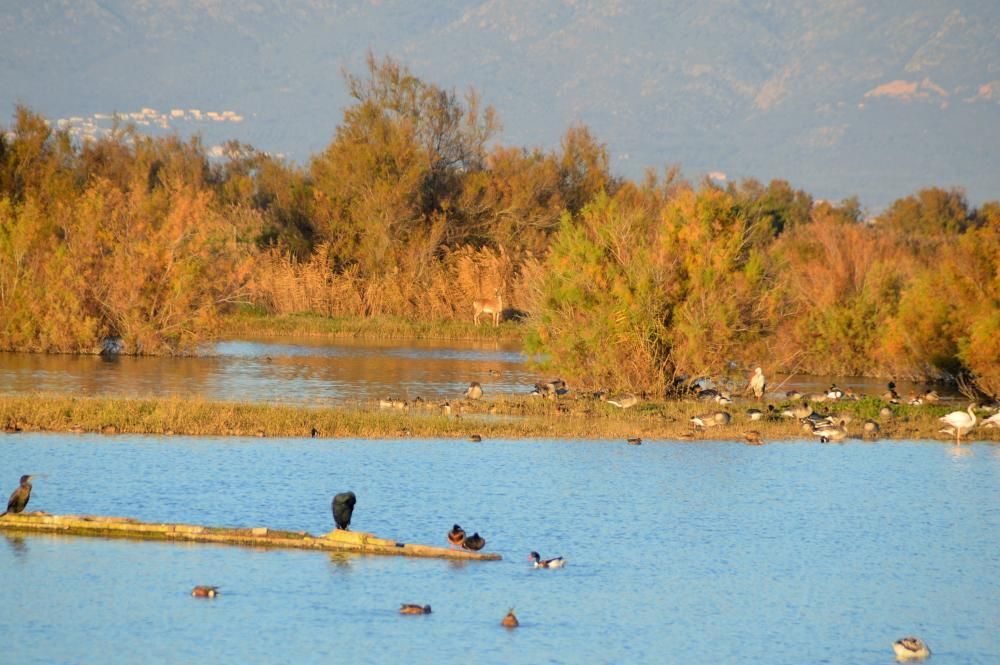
[1,394,997,443]
[219,309,526,342]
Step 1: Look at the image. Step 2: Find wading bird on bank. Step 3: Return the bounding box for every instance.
[745,367,766,399]
[939,403,977,444]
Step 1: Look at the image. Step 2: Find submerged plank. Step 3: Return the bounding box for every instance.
[0,512,501,561]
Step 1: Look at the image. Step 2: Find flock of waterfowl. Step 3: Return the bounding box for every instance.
[371,365,999,449]
[2,474,556,631]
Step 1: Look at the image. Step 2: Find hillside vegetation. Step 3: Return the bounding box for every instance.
[1,56,998,395]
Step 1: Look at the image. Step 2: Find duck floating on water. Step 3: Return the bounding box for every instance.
[626,437,642,446]
[191,586,219,598]
[892,636,931,661]
[743,431,764,446]
[501,608,519,628]
[529,551,566,568]
[399,604,432,615]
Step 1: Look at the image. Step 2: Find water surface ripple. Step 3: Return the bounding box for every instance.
[1,434,997,664]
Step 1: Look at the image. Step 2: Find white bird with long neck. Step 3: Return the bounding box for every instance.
[745,367,766,399]
[939,403,977,444]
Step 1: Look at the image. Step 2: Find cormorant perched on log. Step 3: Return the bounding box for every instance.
[332,491,357,530]
[462,532,485,551]
[2,475,33,516]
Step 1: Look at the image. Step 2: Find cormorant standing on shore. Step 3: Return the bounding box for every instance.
[332,491,357,530]
[3,475,33,516]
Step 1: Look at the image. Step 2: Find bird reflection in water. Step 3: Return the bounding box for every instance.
[3,533,29,559]
[327,552,353,570]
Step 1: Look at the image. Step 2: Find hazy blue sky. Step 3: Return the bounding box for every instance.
[2,1,998,210]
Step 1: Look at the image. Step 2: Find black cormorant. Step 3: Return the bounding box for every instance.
[332,491,357,530]
[3,475,33,516]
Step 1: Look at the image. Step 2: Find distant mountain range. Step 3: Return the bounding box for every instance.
[2,0,998,210]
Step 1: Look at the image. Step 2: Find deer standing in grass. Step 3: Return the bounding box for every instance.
[473,288,503,327]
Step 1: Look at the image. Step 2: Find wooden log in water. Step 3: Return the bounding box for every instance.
[0,512,501,561]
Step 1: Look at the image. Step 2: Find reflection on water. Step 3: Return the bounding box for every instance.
[1,338,966,407]
[0,433,997,664]
[0,337,537,404]
[3,534,28,559]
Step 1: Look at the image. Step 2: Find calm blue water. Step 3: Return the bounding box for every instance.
[1,433,997,664]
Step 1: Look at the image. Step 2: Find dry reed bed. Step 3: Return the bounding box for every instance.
[1,394,997,443]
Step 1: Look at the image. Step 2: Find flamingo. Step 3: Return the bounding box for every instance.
[939,403,977,444]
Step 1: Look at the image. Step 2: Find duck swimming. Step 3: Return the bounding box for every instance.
[191,586,219,598]
[892,636,930,661]
[529,551,566,568]
[447,524,466,549]
[399,604,432,615]
[501,608,519,628]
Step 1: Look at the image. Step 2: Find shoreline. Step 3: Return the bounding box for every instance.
[1,394,997,443]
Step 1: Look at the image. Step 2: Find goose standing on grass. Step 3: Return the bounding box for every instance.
[939,403,977,444]
[892,636,931,661]
[607,394,638,409]
[811,419,848,443]
[3,475,34,516]
[745,367,766,399]
[529,551,566,568]
[882,381,900,402]
[691,411,731,429]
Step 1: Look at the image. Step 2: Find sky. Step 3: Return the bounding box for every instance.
[1,0,998,211]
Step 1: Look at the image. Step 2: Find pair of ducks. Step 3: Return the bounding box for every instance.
[400,605,519,628]
[447,524,485,551]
